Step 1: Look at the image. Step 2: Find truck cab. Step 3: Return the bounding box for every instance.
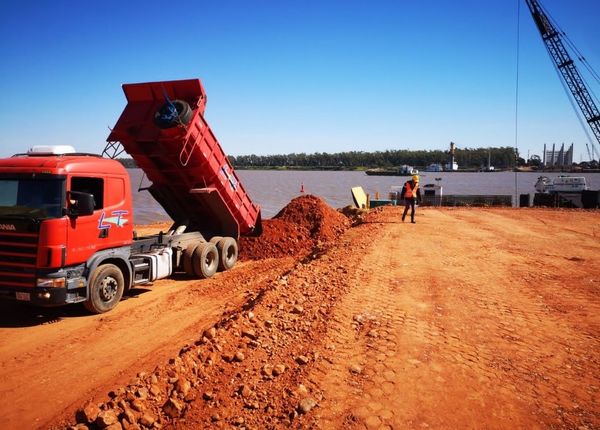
[0,145,134,310]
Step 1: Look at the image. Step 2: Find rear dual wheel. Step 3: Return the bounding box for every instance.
[183,237,238,278]
[193,243,219,278]
[183,242,218,279]
[215,237,238,271]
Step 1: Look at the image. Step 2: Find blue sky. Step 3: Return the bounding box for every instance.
[1,0,599,161]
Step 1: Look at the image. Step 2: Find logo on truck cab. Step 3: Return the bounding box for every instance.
[98,210,129,229]
[0,224,16,231]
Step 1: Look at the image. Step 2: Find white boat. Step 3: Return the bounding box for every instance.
[399,165,418,175]
[425,163,443,172]
[534,175,588,193]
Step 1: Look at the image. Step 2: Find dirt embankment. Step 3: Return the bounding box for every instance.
[1,199,599,430]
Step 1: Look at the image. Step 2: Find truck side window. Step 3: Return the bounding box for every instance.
[71,177,104,209]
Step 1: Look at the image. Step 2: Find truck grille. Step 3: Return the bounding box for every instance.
[0,231,38,288]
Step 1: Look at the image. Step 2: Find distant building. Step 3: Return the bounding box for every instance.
[543,143,573,167]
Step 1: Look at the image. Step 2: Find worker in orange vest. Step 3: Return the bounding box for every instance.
[400,174,422,223]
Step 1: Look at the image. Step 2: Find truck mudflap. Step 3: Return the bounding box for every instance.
[107,79,262,239]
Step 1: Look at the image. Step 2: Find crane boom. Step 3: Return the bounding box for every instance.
[525,0,600,159]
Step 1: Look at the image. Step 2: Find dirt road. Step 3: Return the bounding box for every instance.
[314,208,600,429]
[0,256,294,429]
[1,205,599,429]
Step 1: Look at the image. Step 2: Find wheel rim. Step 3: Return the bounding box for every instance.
[226,246,235,261]
[204,252,216,268]
[99,276,119,302]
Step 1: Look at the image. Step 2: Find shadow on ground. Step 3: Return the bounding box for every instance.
[0,288,153,328]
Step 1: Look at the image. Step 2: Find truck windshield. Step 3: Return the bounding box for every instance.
[0,177,65,219]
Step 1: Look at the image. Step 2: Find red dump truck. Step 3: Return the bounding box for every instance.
[0,79,261,313]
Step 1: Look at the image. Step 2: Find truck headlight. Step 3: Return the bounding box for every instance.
[36,277,66,288]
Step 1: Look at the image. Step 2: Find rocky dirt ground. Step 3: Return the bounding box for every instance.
[0,197,599,430]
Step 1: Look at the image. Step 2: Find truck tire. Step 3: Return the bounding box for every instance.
[183,243,198,277]
[154,99,193,129]
[84,264,125,314]
[209,236,223,244]
[192,242,219,279]
[216,237,238,271]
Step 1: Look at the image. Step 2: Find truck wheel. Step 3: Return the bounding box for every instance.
[216,237,238,271]
[84,264,125,314]
[209,236,223,244]
[182,243,198,277]
[154,99,193,129]
[192,242,218,279]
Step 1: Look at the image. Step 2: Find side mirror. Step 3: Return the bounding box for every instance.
[67,191,95,217]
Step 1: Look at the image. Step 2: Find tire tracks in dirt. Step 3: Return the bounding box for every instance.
[312,208,600,429]
[3,207,598,430]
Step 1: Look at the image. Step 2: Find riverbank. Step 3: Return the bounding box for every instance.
[1,202,598,429]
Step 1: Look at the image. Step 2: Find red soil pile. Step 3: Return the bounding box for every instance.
[239,194,350,260]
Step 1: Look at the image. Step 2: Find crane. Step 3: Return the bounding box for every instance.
[525,0,600,162]
[593,143,600,160]
[586,143,593,161]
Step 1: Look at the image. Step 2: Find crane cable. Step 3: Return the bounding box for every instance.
[514,0,521,205]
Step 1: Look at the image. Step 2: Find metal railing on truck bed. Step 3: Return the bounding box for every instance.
[106,79,261,239]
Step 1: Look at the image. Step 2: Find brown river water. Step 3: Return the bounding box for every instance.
[128,168,600,224]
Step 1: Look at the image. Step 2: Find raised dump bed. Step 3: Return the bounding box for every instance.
[107,79,261,239]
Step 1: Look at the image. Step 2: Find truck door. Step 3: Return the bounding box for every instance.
[66,176,106,265]
[66,175,133,266]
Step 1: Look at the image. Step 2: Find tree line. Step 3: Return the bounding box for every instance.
[117,146,522,170]
[229,147,520,169]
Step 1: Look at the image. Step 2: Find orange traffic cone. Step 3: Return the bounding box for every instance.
[300,183,305,193]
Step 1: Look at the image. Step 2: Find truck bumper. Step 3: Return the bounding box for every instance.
[0,287,84,306]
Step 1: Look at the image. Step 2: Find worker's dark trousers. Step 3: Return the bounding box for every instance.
[402,198,416,222]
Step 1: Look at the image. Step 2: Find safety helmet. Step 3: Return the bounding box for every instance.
[412,174,419,182]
